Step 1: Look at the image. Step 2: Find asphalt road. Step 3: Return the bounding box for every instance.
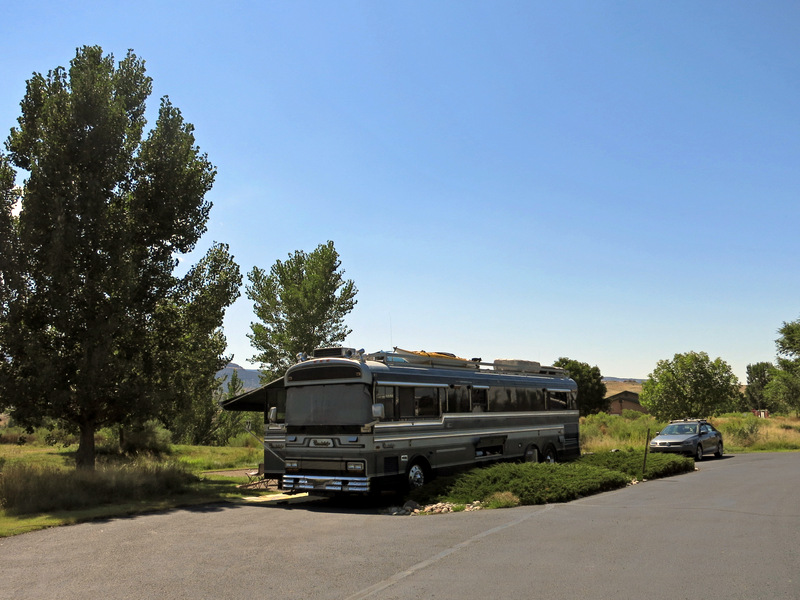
[2,453,798,600]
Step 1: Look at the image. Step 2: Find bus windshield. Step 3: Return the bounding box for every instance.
[286,384,373,426]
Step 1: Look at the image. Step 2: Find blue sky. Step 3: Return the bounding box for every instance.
[3,1,799,380]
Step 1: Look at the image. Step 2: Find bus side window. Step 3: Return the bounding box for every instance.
[516,388,532,411]
[548,391,568,410]
[398,387,415,419]
[415,388,441,417]
[489,386,515,411]
[471,388,488,412]
[532,389,546,411]
[375,386,396,420]
[447,386,470,413]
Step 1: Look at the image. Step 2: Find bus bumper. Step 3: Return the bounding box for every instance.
[283,474,370,493]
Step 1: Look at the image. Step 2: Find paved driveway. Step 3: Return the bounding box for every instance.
[2,452,798,599]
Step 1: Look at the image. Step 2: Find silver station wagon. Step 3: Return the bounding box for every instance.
[649,419,723,461]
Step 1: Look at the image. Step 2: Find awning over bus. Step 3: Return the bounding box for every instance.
[220,377,284,412]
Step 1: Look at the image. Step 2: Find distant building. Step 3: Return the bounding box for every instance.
[606,390,648,415]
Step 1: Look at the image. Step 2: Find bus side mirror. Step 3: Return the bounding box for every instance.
[372,403,385,420]
[268,406,278,424]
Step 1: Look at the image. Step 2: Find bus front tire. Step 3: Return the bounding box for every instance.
[406,461,428,490]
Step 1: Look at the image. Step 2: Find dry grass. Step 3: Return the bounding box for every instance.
[604,380,643,396]
[581,412,800,454]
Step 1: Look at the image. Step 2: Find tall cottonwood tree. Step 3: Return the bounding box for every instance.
[0,46,240,469]
[745,362,774,412]
[640,351,741,421]
[765,319,800,414]
[247,241,357,381]
[553,357,608,416]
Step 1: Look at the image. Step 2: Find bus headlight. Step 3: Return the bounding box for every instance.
[346,461,365,474]
[285,460,299,472]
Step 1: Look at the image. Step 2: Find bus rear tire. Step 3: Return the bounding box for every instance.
[541,445,557,463]
[522,445,538,463]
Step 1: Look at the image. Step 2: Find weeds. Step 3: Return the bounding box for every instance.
[485,491,521,509]
[714,414,761,447]
[581,412,667,451]
[0,462,198,515]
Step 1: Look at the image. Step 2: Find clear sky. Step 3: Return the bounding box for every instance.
[3,1,798,381]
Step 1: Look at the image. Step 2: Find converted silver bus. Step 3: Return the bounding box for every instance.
[225,347,579,494]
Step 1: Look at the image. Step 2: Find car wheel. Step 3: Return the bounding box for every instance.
[541,445,557,464]
[407,461,427,490]
[695,444,703,461]
[715,442,723,458]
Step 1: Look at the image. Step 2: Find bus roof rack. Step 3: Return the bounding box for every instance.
[362,348,567,377]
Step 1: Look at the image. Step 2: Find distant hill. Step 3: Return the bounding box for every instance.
[603,378,644,398]
[216,363,262,391]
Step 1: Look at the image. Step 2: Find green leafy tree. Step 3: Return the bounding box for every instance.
[0,156,22,387]
[765,319,800,414]
[158,244,242,444]
[0,46,239,468]
[247,240,358,381]
[214,369,261,446]
[640,351,741,421]
[553,357,607,416]
[744,362,774,412]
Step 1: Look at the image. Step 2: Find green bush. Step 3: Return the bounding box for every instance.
[407,449,696,508]
[580,449,694,480]
[410,462,630,506]
[121,421,173,455]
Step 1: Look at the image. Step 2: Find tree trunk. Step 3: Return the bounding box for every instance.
[76,420,96,470]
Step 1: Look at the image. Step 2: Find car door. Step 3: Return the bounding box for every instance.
[699,424,714,453]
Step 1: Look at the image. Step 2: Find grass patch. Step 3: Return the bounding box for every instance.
[0,462,198,515]
[580,412,667,452]
[0,443,271,537]
[484,491,521,509]
[581,412,800,455]
[172,445,261,472]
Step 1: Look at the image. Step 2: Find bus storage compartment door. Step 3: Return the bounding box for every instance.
[475,435,507,458]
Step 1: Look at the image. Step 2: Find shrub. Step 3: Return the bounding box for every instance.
[580,449,694,480]
[411,462,630,507]
[121,421,173,455]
